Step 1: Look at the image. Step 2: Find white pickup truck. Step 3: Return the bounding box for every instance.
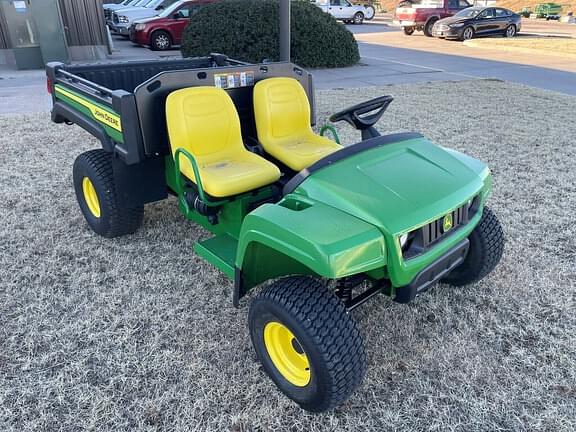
[313,0,376,24]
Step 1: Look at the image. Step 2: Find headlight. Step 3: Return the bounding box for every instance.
[118,15,129,23]
[449,22,465,28]
[135,23,146,31]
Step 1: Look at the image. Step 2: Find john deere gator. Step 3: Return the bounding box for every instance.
[46,54,504,412]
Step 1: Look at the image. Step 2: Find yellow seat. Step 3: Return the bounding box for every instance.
[253,77,342,172]
[166,87,281,198]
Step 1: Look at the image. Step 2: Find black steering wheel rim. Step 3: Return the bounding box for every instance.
[329,95,394,131]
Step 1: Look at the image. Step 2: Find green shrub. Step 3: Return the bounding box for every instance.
[181,0,360,68]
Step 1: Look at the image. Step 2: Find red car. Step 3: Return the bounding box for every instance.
[130,0,216,50]
[394,0,471,37]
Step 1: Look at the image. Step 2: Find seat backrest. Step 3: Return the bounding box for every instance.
[165,86,243,158]
[253,77,313,146]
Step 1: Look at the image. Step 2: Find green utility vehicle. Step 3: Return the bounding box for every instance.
[535,2,562,19]
[47,54,504,412]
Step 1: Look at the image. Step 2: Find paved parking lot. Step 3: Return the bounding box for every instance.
[332,21,576,95]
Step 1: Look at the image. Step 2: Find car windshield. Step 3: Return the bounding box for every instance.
[158,1,183,17]
[455,7,482,17]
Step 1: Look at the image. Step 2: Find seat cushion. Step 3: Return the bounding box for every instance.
[179,151,281,198]
[166,86,281,198]
[254,77,342,172]
[265,133,341,172]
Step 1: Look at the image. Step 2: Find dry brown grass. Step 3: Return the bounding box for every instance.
[1,80,575,431]
[465,37,576,58]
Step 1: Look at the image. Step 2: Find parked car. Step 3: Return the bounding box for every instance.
[104,0,142,21]
[111,0,179,36]
[130,0,215,50]
[432,6,521,40]
[313,0,375,24]
[394,0,471,36]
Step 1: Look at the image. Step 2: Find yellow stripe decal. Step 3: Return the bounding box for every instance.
[55,86,122,132]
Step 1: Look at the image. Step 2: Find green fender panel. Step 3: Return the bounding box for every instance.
[236,195,386,290]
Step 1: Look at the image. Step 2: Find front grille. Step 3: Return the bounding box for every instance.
[421,204,466,247]
[113,13,119,24]
[402,195,481,260]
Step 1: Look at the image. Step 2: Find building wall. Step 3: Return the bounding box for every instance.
[58,0,108,46]
[0,7,10,49]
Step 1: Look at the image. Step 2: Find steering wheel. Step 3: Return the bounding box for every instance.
[330,96,393,131]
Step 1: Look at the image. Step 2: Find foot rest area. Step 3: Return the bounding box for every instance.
[194,234,238,278]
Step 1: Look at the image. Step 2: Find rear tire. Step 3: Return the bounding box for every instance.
[353,12,364,25]
[150,30,172,51]
[423,18,437,37]
[73,150,144,238]
[403,26,415,35]
[442,206,504,286]
[504,24,516,37]
[249,277,366,412]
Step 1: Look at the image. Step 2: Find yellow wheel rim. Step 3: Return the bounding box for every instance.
[263,321,311,387]
[82,177,101,218]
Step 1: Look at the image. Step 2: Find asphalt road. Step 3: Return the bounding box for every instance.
[314,22,576,95]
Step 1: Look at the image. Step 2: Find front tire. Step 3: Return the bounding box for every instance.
[73,150,144,238]
[461,26,474,41]
[150,30,172,51]
[403,26,415,35]
[249,277,366,412]
[353,12,364,25]
[442,206,504,286]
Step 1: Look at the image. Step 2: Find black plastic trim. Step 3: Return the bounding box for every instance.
[283,132,423,195]
[394,238,470,304]
[233,267,245,308]
[51,101,114,152]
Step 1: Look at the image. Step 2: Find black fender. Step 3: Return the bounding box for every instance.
[52,101,114,152]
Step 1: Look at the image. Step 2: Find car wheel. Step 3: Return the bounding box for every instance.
[504,24,516,37]
[150,30,172,51]
[423,18,437,37]
[461,26,474,41]
[364,5,376,20]
[353,12,364,25]
[441,207,504,286]
[343,19,352,24]
[249,277,366,412]
[403,26,415,35]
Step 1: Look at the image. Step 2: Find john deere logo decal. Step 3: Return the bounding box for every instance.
[443,213,453,232]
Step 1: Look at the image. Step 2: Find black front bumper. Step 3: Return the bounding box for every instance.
[394,239,470,303]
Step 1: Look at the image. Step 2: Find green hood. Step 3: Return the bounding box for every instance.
[292,135,490,235]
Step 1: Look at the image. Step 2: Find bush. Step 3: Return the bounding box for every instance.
[181,0,360,68]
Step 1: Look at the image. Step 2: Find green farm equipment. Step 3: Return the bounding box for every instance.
[46,54,504,412]
[535,2,562,19]
[519,6,531,18]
